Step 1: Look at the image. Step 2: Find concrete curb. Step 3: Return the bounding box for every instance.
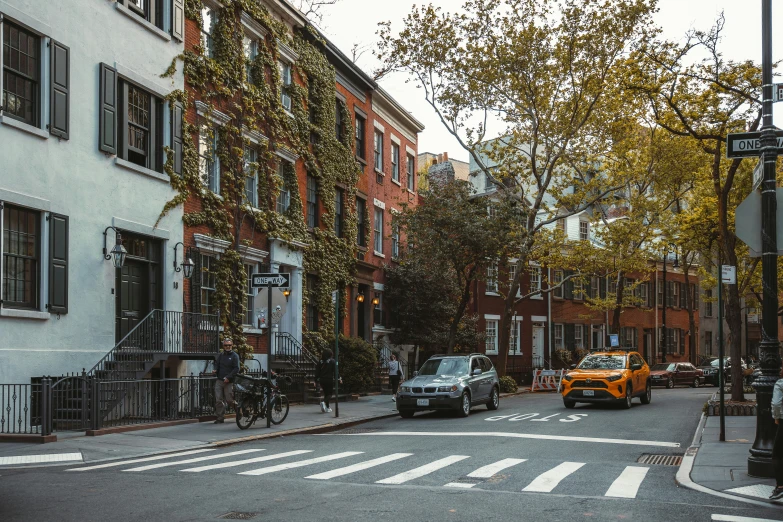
[675,412,775,508]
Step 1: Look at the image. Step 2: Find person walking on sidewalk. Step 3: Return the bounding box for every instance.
[316,349,341,413]
[213,338,239,424]
[389,353,402,402]
[770,365,783,500]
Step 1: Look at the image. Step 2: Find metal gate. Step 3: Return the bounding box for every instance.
[49,374,93,431]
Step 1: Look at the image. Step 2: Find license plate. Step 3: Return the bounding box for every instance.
[416,399,430,406]
[583,390,595,397]
[653,376,661,379]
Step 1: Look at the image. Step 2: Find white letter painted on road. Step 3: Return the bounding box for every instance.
[485,412,588,422]
[530,414,561,422]
[509,413,539,421]
[560,414,589,423]
[484,414,516,422]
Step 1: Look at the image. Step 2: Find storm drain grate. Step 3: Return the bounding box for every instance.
[218,513,259,520]
[637,454,683,466]
[335,428,382,434]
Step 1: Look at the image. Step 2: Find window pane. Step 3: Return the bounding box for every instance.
[307,176,318,228]
[374,207,383,253]
[407,155,414,190]
[2,205,39,309]
[2,21,38,126]
[355,116,365,159]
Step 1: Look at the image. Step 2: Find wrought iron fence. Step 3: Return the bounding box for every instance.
[374,340,408,379]
[0,383,43,435]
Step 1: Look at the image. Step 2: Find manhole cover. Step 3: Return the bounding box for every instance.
[637,454,683,466]
[218,513,259,520]
[335,428,382,434]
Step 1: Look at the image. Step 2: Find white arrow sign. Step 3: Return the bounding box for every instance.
[251,273,291,288]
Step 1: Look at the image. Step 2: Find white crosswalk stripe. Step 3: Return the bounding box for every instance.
[604,466,649,498]
[181,450,313,473]
[522,462,585,493]
[123,449,264,472]
[376,455,470,485]
[306,453,413,480]
[238,451,363,476]
[66,449,216,472]
[444,458,527,489]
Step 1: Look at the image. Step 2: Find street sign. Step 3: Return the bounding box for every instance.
[734,188,783,256]
[721,265,736,285]
[609,334,619,347]
[753,159,763,191]
[775,83,783,102]
[251,273,290,288]
[726,130,783,158]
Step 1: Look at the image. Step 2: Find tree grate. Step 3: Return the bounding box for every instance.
[637,454,683,466]
[218,513,259,520]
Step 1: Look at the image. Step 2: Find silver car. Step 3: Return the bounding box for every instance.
[396,354,500,418]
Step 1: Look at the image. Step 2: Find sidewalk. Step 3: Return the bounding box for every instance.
[680,398,780,506]
[0,395,400,468]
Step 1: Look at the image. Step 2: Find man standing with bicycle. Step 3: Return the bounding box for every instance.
[213,338,240,424]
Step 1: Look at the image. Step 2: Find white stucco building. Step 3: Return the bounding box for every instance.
[0,0,186,384]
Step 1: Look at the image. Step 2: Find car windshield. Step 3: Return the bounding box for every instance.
[710,359,729,368]
[577,355,627,370]
[651,363,676,371]
[418,358,468,377]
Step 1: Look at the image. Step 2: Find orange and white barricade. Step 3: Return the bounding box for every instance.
[530,369,564,392]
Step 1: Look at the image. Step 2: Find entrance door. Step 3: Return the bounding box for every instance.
[532,326,545,367]
[116,259,148,341]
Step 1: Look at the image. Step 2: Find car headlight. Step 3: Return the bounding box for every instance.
[400,386,411,392]
[563,374,573,382]
[438,385,458,392]
[606,374,622,382]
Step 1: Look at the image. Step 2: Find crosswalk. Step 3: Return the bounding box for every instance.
[65,447,658,499]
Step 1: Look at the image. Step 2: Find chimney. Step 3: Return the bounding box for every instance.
[443,152,448,162]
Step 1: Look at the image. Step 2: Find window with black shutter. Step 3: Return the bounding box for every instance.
[679,328,685,354]
[2,203,41,310]
[49,40,69,139]
[2,20,39,127]
[565,323,575,351]
[47,213,68,314]
[188,248,201,313]
[680,282,687,309]
[171,102,184,175]
[563,271,574,299]
[172,0,184,40]
[122,0,165,30]
[99,63,118,154]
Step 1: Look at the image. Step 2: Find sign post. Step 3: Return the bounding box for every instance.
[718,266,736,442]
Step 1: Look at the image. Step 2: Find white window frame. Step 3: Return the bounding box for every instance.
[201,6,216,58]
[243,35,258,84]
[198,126,220,194]
[276,161,290,214]
[407,154,415,191]
[391,143,400,183]
[243,262,256,326]
[530,266,542,297]
[553,270,564,298]
[243,146,258,208]
[486,261,498,294]
[574,324,584,350]
[278,60,293,113]
[373,206,384,255]
[485,315,499,355]
[672,282,680,308]
[391,224,400,259]
[200,253,217,316]
[509,317,523,355]
[554,323,564,350]
[579,220,589,241]
[374,130,384,173]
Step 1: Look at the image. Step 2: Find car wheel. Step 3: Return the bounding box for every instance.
[399,409,415,419]
[563,399,576,409]
[691,377,699,388]
[666,377,674,389]
[458,391,471,418]
[640,381,652,404]
[487,386,500,410]
[622,383,633,409]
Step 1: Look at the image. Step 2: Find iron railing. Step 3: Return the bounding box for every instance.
[0,383,43,434]
[375,340,408,379]
[274,332,319,373]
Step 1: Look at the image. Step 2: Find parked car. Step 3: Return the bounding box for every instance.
[560,350,651,409]
[649,362,702,389]
[396,354,500,418]
[698,358,753,387]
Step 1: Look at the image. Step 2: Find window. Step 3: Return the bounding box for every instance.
[124,83,155,169]
[704,331,713,355]
[407,155,415,191]
[574,279,584,300]
[590,276,600,300]
[704,289,713,317]
[374,130,383,172]
[608,277,617,296]
[530,266,542,295]
[574,325,584,349]
[672,282,680,308]
[244,147,258,207]
[334,189,344,238]
[391,224,400,259]
[306,275,318,331]
[2,205,39,309]
[356,198,366,247]
[373,293,384,326]
[373,207,384,254]
[306,175,318,228]
[355,114,366,160]
[553,270,564,298]
[243,36,258,83]
[244,263,255,326]
[510,321,520,355]
[279,61,293,112]
[2,21,39,126]
[621,327,638,349]
[579,221,589,241]
[508,263,517,288]
[640,282,649,307]
[201,7,216,57]
[276,161,290,214]
[198,127,219,193]
[554,324,564,349]
[485,320,498,354]
[484,173,494,192]
[127,0,165,29]
[335,99,344,141]
[486,262,498,293]
[391,143,400,182]
[557,218,566,233]
[200,254,216,316]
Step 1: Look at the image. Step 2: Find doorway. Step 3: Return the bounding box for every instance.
[532,325,545,367]
[115,232,161,342]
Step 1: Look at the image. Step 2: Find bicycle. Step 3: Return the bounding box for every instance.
[234,372,291,429]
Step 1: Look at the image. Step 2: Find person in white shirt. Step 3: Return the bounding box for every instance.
[389,354,402,402]
[770,366,783,500]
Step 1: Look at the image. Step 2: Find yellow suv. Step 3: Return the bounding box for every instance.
[561,350,651,409]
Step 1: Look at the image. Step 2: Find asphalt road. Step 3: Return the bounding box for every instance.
[1,386,780,522]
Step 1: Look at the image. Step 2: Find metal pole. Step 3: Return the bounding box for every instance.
[661,256,668,364]
[334,291,340,418]
[267,281,272,429]
[749,0,781,477]
[718,275,726,442]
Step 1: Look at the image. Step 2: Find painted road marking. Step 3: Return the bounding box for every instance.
[485,413,588,422]
[604,466,649,498]
[724,484,778,500]
[238,451,363,476]
[712,515,783,522]
[305,453,413,480]
[0,452,83,466]
[467,458,527,478]
[376,455,470,485]
[181,450,313,472]
[522,462,585,493]
[334,431,679,448]
[444,482,478,488]
[66,449,215,471]
[123,449,264,472]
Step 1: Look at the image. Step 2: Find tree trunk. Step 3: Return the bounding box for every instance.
[682,255,697,365]
[497,257,526,377]
[447,268,475,355]
[611,270,625,334]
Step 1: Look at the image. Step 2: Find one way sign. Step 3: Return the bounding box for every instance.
[252,273,290,288]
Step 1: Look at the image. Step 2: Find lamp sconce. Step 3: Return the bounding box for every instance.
[173,242,195,279]
[372,295,380,306]
[282,288,291,301]
[356,293,365,303]
[103,226,127,269]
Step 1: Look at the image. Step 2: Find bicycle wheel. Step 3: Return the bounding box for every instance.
[236,396,257,430]
[270,394,289,425]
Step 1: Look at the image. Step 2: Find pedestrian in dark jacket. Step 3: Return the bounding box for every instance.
[316,349,341,413]
[213,338,239,423]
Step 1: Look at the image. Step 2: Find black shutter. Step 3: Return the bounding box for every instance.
[679,329,686,354]
[49,40,70,139]
[48,213,69,314]
[647,281,653,307]
[680,283,687,308]
[172,0,185,41]
[564,271,574,299]
[172,101,184,175]
[665,282,672,307]
[565,324,575,351]
[189,249,201,313]
[693,285,699,309]
[599,277,606,299]
[99,63,118,154]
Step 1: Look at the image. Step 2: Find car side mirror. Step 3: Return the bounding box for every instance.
[472,368,482,376]
[570,364,577,370]
[413,371,418,377]
[631,363,642,371]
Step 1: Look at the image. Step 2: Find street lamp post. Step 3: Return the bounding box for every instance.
[749,0,782,478]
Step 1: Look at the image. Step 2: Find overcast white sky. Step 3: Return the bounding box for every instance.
[318,0,778,162]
